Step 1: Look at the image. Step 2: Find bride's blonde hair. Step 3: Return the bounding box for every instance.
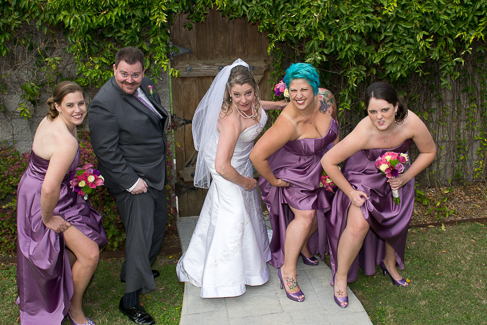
[221,65,261,120]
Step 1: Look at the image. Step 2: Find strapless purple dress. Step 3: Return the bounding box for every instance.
[259,118,338,268]
[16,149,107,324]
[327,140,415,284]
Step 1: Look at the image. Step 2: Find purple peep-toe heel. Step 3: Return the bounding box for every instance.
[300,253,319,266]
[67,313,95,325]
[380,260,409,287]
[278,268,305,302]
[334,294,349,308]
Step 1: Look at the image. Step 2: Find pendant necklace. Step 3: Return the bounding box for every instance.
[234,102,258,119]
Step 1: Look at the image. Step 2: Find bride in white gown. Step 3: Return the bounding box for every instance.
[177,59,284,298]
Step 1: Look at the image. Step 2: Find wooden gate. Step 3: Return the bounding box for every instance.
[170,8,272,217]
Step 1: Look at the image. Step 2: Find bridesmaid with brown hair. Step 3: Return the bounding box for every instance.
[16,81,107,324]
[322,82,435,308]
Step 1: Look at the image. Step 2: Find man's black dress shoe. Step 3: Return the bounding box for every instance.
[119,298,155,324]
[121,270,160,283]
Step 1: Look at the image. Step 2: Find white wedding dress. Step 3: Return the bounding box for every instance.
[177,110,271,298]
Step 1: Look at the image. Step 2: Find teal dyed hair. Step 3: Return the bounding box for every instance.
[283,63,320,95]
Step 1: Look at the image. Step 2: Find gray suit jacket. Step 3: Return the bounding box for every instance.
[89,77,169,191]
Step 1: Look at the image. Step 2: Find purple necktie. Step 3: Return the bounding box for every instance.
[135,91,162,119]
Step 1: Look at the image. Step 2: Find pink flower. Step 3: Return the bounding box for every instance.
[395,163,405,173]
[82,163,94,170]
[94,177,104,186]
[398,156,406,163]
[89,182,96,189]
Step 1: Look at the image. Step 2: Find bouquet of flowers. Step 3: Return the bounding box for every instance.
[70,163,104,200]
[374,151,409,204]
[274,80,289,99]
[319,168,339,193]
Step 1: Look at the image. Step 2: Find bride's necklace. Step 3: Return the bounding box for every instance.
[234,102,258,119]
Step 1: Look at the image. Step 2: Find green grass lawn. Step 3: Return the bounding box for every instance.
[0,255,183,325]
[2,222,486,324]
[347,222,487,324]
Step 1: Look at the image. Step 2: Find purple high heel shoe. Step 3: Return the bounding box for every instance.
[334,293,349,308]
[380,260,409,287]
[67,313,96,325]
[300,253,319,266]
[277,268,305,302]
[332,274,348,308]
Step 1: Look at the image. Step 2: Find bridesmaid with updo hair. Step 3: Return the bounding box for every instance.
[16,81,107,324]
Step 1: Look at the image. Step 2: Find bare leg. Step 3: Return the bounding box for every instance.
[334,206,370,306]
[66,248,77,268]
[382,242,408,286]
[280,207,316,299]
[301,216,318,258]
[64,226,100,324]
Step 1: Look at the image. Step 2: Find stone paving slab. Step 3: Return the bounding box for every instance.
[177,217,372,325]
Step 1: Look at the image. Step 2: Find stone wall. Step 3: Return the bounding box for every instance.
[0,26,171,153]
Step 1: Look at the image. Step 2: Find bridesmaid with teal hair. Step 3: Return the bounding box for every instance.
[251,63,339,302]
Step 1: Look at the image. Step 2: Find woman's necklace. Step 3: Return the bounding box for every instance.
[234,102,258,119]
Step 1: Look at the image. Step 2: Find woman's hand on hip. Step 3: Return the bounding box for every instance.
[44,215,71,233]
[272,178,290,188]
[347,189,368,207]
[243,177,257,191]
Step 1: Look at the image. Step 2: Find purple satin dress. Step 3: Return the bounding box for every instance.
[327,140,415,284]
[259,118,338,268]
[16,149,107,324]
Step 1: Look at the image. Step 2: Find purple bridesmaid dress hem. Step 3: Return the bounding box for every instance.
[327,139,415,284]
[260,118,339,269]
[16,149,107,324]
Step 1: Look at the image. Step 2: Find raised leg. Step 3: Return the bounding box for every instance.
[280,207,316,300]
[334,205,370,306]
[64,226,100,324]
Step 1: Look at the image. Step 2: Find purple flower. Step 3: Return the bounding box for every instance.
[390,169,399,178]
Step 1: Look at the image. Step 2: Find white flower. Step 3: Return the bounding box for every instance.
[380,164,389,172]
[87,175,95,183]
[284,88,289,98]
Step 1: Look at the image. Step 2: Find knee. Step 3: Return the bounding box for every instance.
[84,248,100,269]
[346,221,369,239]
[297,211,315,228]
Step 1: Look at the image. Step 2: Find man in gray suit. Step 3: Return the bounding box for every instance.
[89,47,168,325]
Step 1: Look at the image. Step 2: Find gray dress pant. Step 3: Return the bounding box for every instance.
[110,186,168,294]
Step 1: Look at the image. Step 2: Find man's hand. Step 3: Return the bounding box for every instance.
[131,178,148,195]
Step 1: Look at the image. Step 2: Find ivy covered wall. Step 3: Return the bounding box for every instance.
[1,0,487,185]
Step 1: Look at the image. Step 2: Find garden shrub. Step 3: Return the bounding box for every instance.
[0,129,177,254]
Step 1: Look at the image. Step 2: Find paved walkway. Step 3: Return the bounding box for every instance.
[177,216,372,325]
